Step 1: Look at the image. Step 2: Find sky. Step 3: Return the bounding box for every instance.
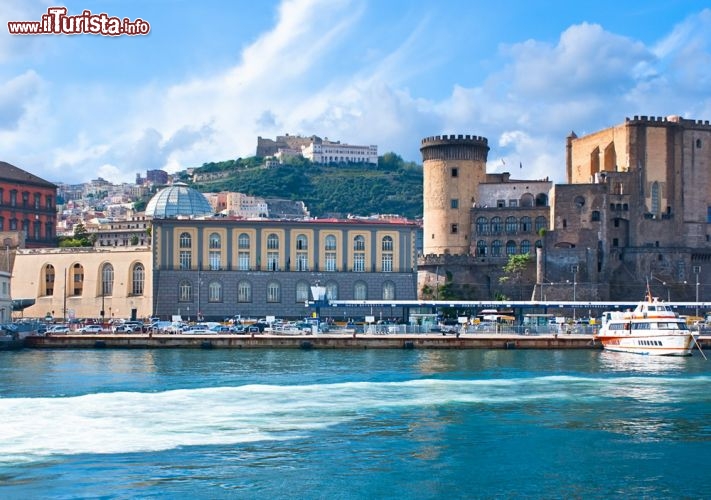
[1,0,711,186]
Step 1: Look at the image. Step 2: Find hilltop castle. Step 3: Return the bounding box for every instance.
[418,115,711,302]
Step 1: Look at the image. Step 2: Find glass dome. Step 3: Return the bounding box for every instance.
[145,182,214,219]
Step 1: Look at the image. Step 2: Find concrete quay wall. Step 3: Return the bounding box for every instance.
[25,333,602,350]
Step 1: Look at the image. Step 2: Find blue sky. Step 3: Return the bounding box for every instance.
[1,0,710,185]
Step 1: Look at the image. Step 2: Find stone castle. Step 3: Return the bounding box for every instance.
[417,115,711,303]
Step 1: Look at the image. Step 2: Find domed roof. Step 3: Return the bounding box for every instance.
[145,182,214,219]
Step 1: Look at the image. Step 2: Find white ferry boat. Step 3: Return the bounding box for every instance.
[594,294,697,356]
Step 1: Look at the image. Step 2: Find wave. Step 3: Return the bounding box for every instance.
[1,375,707,463]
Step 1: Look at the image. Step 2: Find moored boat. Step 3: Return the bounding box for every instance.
[594,293,697,356]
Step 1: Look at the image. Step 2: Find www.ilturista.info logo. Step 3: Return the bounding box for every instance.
[7,6,150,36]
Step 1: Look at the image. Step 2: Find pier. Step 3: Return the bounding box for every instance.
[25,332,605,350]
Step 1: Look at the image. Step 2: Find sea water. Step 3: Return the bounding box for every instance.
[1,348,710,499]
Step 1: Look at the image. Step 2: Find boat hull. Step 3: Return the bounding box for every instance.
[595,333,696,356]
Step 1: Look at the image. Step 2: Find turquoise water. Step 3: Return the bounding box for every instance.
[1,348,711,499]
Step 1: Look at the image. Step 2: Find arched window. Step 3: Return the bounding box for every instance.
[209,233,222,270]
[520,240,531,255]
[208,281,222,302]
[382,281,395,300]
[71,263,84,296]
[520,193,534,208]
[266,234,279,249]
[325,235,337,271]
[296,281,309,303]
[535,193,548,206]
[506,240,517,255]
[131,263,145,295]
[237,281,252,303]
[491,240,502,257]
[179,232,191,248]
[43,264,55,296]
[476,240,487,256]
[354,281,367,300]
[326,282,338,300]
[520,216,532,232]
[353,235,366,272]
[178,280,192,302]
[535,216,547,232]
[101,263,114,296]
[296,234,308,250]
[476,217,488,235]
[490,217,502,234]
[267,281,280,303]
[591,210,601,221]
[505,216,517,234]
[381,236,394,272]
[238,234,250,271]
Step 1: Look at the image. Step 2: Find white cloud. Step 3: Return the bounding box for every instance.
[0,70,42,130]
[1,2,711,189]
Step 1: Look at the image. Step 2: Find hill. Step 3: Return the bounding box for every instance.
[186,153,424,219]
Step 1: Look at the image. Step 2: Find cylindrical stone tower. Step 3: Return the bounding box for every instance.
[420,134,489,255]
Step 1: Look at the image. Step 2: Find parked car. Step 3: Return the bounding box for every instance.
[78,324,103,334]
[47,324,70,334]
[113,324,137,333]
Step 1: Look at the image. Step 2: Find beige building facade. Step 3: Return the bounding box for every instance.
[13,247,152,322]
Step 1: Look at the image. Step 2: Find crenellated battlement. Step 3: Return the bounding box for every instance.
[421,134,488,146]
[420,134,490,162]
[625,115,711,128]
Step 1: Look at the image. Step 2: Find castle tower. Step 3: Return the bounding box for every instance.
[420,134,489,255]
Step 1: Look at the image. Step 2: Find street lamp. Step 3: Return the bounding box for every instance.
[310,282,328,332]
[694,265,701,317]
[650,274,670,302]
[571,265,579,322]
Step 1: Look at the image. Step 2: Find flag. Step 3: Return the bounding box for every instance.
[519,161,522,169]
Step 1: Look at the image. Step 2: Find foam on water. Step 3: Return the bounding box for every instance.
[2,375,707,463]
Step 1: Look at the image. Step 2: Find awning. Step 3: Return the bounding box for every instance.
[11,298,35,311]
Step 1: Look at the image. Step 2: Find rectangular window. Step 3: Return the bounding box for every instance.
[267,251,279,271]
[450,199,459,209]
[707,206,711,223]
[509,200,518,207]
[325,252,336,271]
[381,253,393,272]
[497,200,505,208]
[179,250,192,270]
[209,250,221,270]
[353,253,365,272]
[238,251,250,271]
[451,168,458,178]
[451,224,458,234]
[296,251,308,271]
